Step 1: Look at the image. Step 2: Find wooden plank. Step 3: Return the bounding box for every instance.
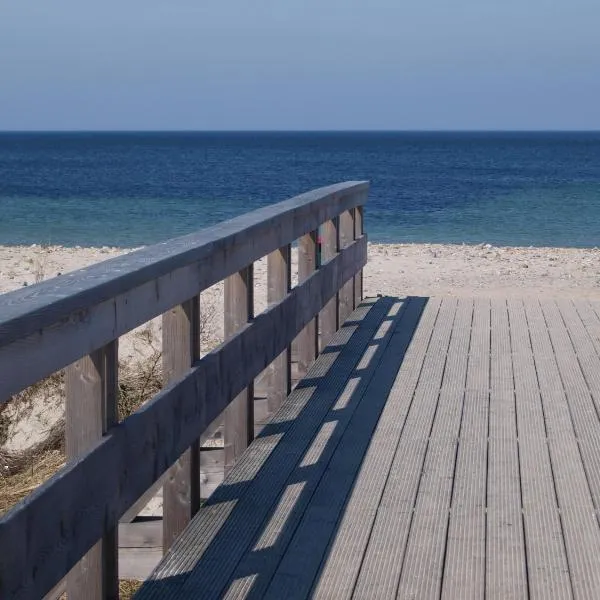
[319,219,339,350]
[262,298,442,600]
[395,299,474,600]
[119,521,162,549]
[574,299,600,373]
[535,299,600,597]
[570,300,600,510]
[199,447,225,500]
[65,341,119,600]
[222,299,419,600]
[118,548,162,581]
[136,298,391,600]
[267,245,291,415]
[507,299,572,599]
[442,300,489,599]
[297,231,318,377]
[0,236,366,600]
[353,206,364,304]
[338,210,355,324]
[0,181,368,401]
[162,298,201,553]
[224,265,254,474]
[484,299,528,599]
[350,297,454,599]
[307,298,435,600]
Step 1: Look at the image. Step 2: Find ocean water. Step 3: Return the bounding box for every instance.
[0,131,599,248]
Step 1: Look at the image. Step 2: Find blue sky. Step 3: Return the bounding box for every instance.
[1,0,599,130]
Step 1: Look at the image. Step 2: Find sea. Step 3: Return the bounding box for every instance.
[0,131,599,248]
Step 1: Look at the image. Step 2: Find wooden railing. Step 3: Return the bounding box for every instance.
[0,181,368,599]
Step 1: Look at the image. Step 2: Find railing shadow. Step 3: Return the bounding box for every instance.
[136,295,428,599]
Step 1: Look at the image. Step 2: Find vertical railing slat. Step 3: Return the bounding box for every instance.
[65,340,119,600]
[224,265,254,474]
[267,245,291,414]
[297,230,319,377]
[339,210,356,324]
[354,205,364,304]
[162,298,201,553]
[320,219,339,350]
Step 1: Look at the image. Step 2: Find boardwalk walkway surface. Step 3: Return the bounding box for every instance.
[136,294,600,599]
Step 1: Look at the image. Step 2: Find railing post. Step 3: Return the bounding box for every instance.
[320,218,339,350]
[339,210,355,324]
[267,245,291,414]
[224,265,254,474]
[297,230,319,377]
[162,298,201,553]
[65,341,119,600]
[354,206,364,304]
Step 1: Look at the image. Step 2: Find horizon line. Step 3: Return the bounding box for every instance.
[1,128,600,134]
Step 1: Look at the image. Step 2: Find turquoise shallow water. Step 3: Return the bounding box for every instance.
[0,131,599,247]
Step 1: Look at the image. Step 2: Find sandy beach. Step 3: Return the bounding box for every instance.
[1,240,600,454]
[2,241,599,300]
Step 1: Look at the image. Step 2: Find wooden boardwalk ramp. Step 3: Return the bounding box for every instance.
[135,295,600,599]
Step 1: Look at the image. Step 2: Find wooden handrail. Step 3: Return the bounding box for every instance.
[0,181,369,599]
[0,181,367,401]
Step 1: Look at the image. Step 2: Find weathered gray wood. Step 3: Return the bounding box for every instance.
[566,300,600,510]
[353,206,363,304]
[394,298,462,600]
[119,521,162,549]
[0,236,366,600]
[319,219,339,350]
[224,265,254,474]
[65,341,119,600]
[535,299,600,597]
[267,245,291,414]
[507,299,573,598]
[162,298,201,553]
[297,231,318,377]
[309,298,432,600]
[351,298,455,599]
[199,447,225,500]
[118,547,162,581]
[224,299,417,600]
[136,297,387,600]
[120,473,168,524]
[440,300,486,600]
[338,210,355,324]
[0,181,369,402]
[485,299,528,599]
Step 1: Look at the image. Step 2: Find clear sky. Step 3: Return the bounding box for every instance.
[1,0,599,131]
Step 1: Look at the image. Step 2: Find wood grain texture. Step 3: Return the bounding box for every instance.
[319,219,339,350]
[162,298,201,553]
[353,206,364,304]
[65,341,119,600]
[224,265,255,474]
[267,246,291,414]
[0,236,368,600]
[338,210,355,325]
[0,181,369,401]
[136,298,387,600]
[297,231,318,377]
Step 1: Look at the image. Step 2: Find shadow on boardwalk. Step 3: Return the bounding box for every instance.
[136,296,427,599]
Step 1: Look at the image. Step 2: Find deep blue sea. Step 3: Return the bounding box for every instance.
[0,131,599,248]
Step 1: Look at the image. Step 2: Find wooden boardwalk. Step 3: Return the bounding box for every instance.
[135,294,600,599]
